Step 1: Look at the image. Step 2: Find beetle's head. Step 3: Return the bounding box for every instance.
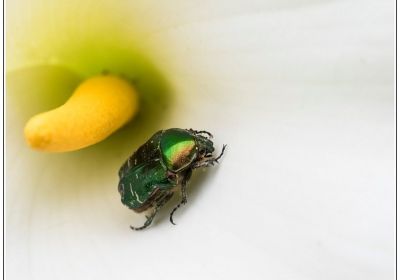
[195,135,215,159]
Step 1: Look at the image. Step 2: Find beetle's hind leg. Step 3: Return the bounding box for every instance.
[130,192,174,231]
[130,211,157,231]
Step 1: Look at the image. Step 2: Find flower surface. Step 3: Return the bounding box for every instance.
[6,1,395,280]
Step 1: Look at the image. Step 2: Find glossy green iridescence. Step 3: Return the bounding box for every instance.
[160,129,197,172]
[119,159,172,209]
[118,131,163,179]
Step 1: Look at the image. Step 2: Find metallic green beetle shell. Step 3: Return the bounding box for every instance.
[119,159,171,209]
[160,129,197,172]
[118,128,214,213]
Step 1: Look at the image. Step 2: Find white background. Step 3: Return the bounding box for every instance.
[6,0,395,279]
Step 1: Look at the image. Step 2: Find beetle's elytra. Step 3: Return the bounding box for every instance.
[118,128,226,230]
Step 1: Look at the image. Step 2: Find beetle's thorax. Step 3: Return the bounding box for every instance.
[160,129,197,172]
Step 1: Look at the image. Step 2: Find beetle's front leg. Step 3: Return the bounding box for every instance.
[194,144,227,168]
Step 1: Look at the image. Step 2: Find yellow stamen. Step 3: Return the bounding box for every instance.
[24,75,139,152]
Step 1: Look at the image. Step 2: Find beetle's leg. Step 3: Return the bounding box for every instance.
[130,192,173,231]
[169,171,191,225]
[130,210,157,231]
[212,144,227,162]
[169,187,187,225]
[169,197,186,226]
[189,129,213,139]
[193,144,227,168]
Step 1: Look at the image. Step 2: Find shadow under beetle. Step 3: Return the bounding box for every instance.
[118,128,226,230]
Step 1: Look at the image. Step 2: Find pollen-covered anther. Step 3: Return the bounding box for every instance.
[24,74,139,152]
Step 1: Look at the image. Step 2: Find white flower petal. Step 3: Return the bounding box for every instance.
[7,1,394,280]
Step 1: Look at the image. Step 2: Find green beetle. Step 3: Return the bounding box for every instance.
[118,128,226,230]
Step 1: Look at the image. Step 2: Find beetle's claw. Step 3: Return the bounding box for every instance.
[169,202,183,226]
[169,210,178,225]
[170,216,177,225]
